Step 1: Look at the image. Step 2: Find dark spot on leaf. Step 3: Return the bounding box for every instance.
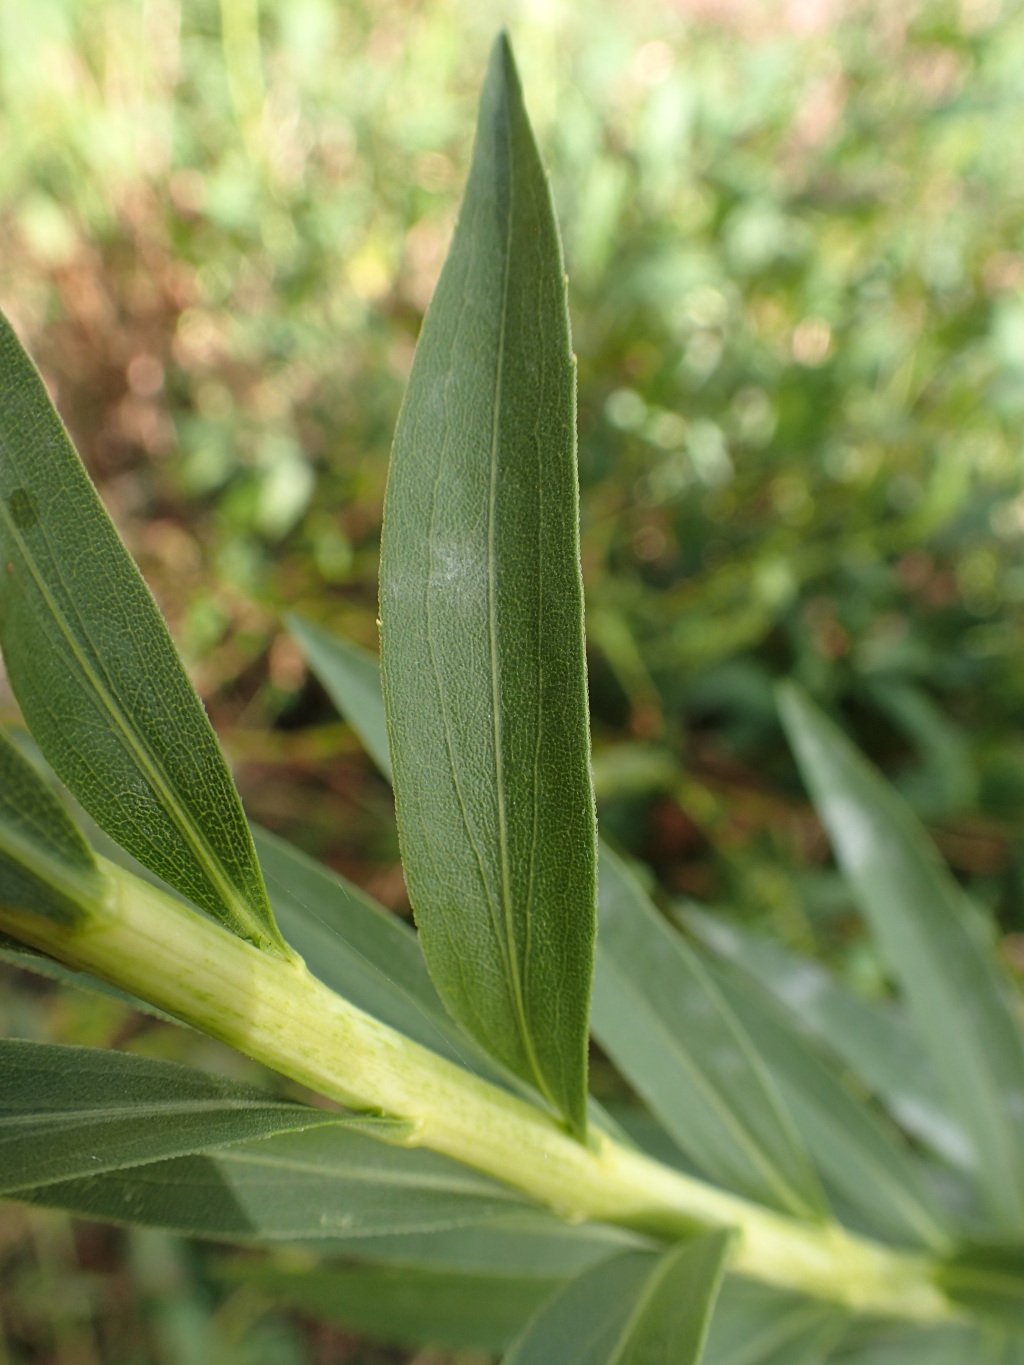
[8,489,38,529]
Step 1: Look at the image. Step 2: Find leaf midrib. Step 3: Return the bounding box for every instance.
[596,946,816,1219]
[0,497,264,943]
[0,815,97,914]
[0,1099,317,1128]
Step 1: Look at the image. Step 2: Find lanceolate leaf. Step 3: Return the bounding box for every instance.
[831,1325,983,1364]
[779,683,1024,1228]
[305,1213,648,1276]
[504,1231,731,1365]
[684,908,974,1172]
[0,1040,356,1194]
[377,35,596,1135]
[19,1125,535,1241]
[0,726,100,924]
[285,615,392,778]
[613,1232,732,1365]
[699,952,951,1249]
[592,845,826,1220]
[0,311,282,952]
[227,1262,562,1353]
[703,1280,846,1365]
[0,937,184,1025]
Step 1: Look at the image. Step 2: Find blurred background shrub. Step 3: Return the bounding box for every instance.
[3,0,1024,1360]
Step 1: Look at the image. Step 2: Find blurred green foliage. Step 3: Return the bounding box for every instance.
[4,0,1024,1359]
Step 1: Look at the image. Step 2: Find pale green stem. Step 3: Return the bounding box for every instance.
[0,856,957,1326]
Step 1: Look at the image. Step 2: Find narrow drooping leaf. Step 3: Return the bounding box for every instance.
[0,726,100,924]
[504,1231,731,1365]
[830,1324,983,1364]
[377,35,596,1135]
[684,908,974,1172]
[0,311,282,952]
[285,615,392,778]
[0,1040,357,1194]
[703,1280,845,1365]
[612,1232,732,1365]
[19,1124,535,1240]
[0,936,184,1024]
[696,951,951,1249]
[936,1239,1024,1330]
[228,1262,562,1352]
[592,845,826,1219]
[779,683,1024,1228]
[305,1213,647,1276]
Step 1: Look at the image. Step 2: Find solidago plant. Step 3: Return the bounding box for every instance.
[1,36,1023,1363]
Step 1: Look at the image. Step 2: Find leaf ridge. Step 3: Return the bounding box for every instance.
[598,946,814,1215]
[0,497,269,948]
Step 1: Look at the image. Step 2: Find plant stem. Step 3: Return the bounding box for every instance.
[0,856,957,1325]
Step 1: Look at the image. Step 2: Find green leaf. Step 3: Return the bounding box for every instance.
[284,615,391,778]
[684,908,973,1172]
[778,683,1024,1228]
[936,1239,1024,1330]
[614,1232,733,1365]
[0,1039,357,1194]
[592,845,826,1220]
[0,310,282,953]
[831,1325,983,1364]
[19,1123,535,1241]
[696,950,952,1249]
[226,1262,562,1352]
[0,937,185,1025]
[0,726,100,924]
[303,1213,648,1276]
[377,34,596,1135]
[704,1280,846,1365]
[503,1230,731,1365]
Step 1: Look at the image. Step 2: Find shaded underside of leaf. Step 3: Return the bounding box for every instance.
[697,951,951,1249]
[614,1230,732,1365]
[829,1323,982,1364]
[228,1261,563,1352]
[297,1212,649,1276]
[684,906,974,1173]
[504,1231,731,1365]
[0,936,184,1024]
[779,683,1024,1229]
[502,1251,660,1365]
[703,1279,846,1365]
[17,1124,534,1241]
[0,726,100,924]
[0,310,281,951]
[378,34,596,1134]
[592,844,826,1220]
[0,1039,359,1195]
